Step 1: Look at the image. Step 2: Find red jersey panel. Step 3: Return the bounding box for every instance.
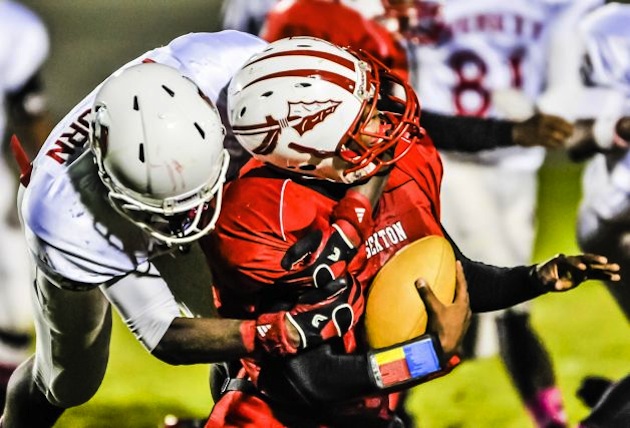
[203,135,443,318]
[262,0,409,80]
[202,163,338,318]
[203,136,442,426]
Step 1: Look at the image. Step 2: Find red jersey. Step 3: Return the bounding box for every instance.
[203,135,442,318]
[202,135,442,427]
[261,0,409,81]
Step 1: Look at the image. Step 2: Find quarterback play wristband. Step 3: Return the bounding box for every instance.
[368,334,453,390]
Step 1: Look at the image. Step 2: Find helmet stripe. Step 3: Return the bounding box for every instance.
[242,69,356,94]
[249,49,356,72]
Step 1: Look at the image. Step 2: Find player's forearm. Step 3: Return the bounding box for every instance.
[442,228,546,312]
[421,110,514,152]
[259,336,457,405]
[153,317,250,365]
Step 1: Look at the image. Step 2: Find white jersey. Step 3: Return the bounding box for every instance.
[21,31,266,287]
[411,0,567,169]
[577,4,630,241]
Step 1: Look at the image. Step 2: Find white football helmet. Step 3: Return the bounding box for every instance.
[90,62,229,246]
[227,36,422,183]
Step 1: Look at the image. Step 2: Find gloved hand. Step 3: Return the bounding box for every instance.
[281,224,357,287]
[535,253,621,292]
[512,113,574,149]
[253,277,364,356]
[281,190,374,287]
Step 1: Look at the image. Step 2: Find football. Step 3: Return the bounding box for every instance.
[364,235,457,349]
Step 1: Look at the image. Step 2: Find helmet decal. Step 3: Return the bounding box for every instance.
[244,69,356,94]
[233,100,341,155]
[246,49,358,93]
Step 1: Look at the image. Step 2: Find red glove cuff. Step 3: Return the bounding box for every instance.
[255,312,299,356]
[239,320,257,354]
[331,190,373,244]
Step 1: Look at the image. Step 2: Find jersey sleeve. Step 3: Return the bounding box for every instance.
[202,167,337,315]
[147,31,267,103]
[22,151,157,286]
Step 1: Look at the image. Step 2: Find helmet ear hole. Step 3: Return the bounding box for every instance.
[138,144,145,163]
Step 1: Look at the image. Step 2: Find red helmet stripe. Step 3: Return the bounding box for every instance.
[243,69,356,94]
[249,49,356,71]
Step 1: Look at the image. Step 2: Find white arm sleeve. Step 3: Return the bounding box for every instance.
[101,270,181,352]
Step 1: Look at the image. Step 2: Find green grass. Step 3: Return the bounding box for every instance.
[55,156,630,427]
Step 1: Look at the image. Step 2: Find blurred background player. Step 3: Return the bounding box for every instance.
[220,0,277,35]
[260,0,409,80]
[552,2,630,426]
[407,1,584,426]
[0,0,53,409]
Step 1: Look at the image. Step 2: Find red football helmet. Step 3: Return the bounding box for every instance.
[261,0,409,80]
[379,0,448,45]
[227,37,423,183]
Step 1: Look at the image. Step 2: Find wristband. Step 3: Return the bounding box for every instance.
[240,320,257,354]
[331,190,373,243]
[367,334,450,390]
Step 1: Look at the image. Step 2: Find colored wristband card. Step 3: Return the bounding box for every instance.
[369,336,442,388]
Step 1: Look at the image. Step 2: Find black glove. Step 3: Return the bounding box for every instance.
[258,335,459,407]
[535,253,620,292]
[253,277,363,355]
[281,224,358,288]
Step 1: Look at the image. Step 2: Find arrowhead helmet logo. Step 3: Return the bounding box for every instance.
[232,100,342,156]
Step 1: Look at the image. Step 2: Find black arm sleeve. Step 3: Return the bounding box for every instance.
[258,343,375,406]
[257,229,550,406]
[441,227,548,312]
[421,110,515,152]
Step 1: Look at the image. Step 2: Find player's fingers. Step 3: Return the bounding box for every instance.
[543,126,572,146]
[542,115,572,132]
[541,114,574,133]
[453,261,469,305]
[299,277,347,305]
[281,229,322,270]
[577,253,612,265]
[584,269,621,282]
[416,278,442,314]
